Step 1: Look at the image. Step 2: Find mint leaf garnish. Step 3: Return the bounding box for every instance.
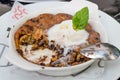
[72,7,89,30]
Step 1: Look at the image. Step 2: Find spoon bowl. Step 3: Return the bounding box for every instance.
[81,43,120,60]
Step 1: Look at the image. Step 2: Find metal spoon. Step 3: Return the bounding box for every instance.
[81,43,120,60]
[52,43,120,66]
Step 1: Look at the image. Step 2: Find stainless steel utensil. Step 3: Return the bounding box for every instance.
[81,43,120,60]
[52,43,120,66]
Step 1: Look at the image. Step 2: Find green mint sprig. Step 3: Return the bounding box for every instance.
[72,7,89,30]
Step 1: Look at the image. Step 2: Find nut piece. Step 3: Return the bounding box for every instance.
[33,29,43,40]
[51,55,58,62]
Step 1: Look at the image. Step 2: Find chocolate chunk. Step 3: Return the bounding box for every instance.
[24,25,34,31]
[96,44,101,48]
[40,63,45,66]
[38,40,44,46]
[30,18,39,23]
[16,49,23,55]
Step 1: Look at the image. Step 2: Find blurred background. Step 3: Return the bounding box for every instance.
[0,0,120,22]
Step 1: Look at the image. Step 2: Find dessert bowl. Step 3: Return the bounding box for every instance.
[6,0,108,76]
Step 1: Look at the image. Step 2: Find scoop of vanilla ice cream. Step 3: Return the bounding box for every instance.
[47,20,89,47]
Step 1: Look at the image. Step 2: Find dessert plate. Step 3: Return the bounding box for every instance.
[0,1,120,80]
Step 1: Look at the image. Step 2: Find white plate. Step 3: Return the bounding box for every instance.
[0,1,120,80]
